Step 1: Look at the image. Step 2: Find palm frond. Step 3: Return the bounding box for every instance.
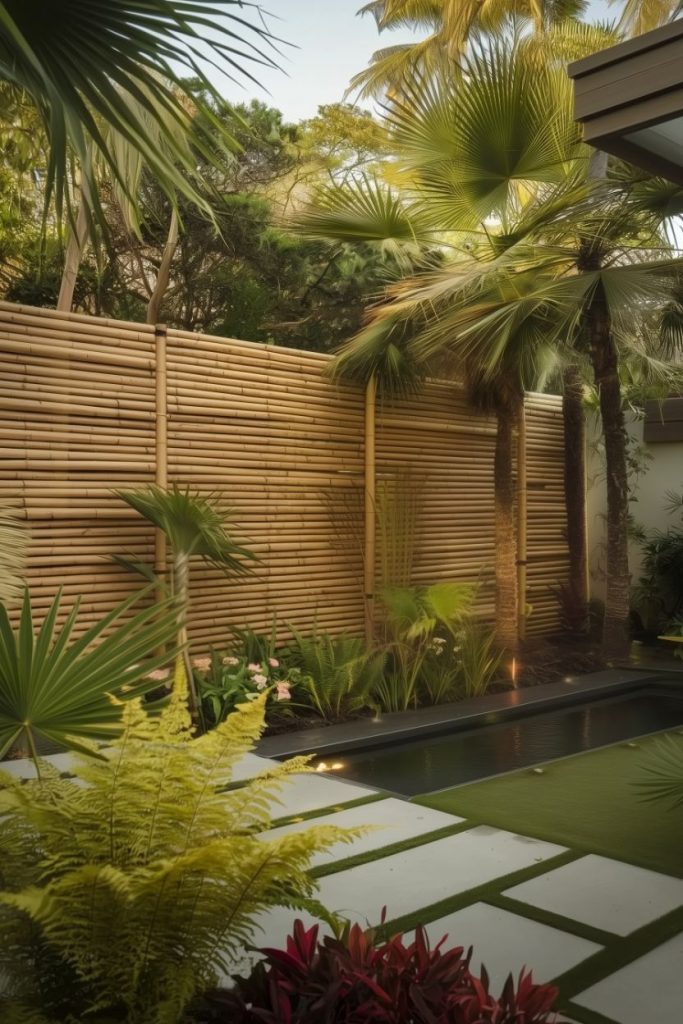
[0,0,281,226]
[633,734,683,809]
[0,586,179,762]
[116,485,255,575]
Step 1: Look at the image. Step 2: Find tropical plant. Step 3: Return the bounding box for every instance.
[632,530,683,636]
[194,647,295,727]
[456,620,504,698]
[298,40,683,660]
[0,587,179,767]
[0,501,27,607]
[376,582,475,711]
[351,0,590,100]
[116,485,256,711]
[633,733,683,810]
[206,915,560,1023]
[0,675,363,1023]
[285,629,385,721]
[0,0,278,228]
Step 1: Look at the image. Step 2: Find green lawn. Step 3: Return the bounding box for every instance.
[416,731,683,877]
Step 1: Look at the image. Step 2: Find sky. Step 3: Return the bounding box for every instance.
[215,0,420,121]
[213,0,612,123]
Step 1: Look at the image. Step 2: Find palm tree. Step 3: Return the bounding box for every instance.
[0,1,279,230]
[117,485,255,713]
[352,0,589,99]
[295,42,683,659]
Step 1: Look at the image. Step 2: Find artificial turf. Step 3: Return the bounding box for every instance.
[415,730,683,878]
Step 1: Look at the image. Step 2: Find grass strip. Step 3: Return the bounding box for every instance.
[269,791,388,829]
[552,905,683,1001]
[558,1002,620,1024]
[484,893,617,948]
[414,732,683,877]
[310,820,476,878]
[371,849,583,940]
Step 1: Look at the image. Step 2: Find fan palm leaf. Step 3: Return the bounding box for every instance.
[0,587,179,765]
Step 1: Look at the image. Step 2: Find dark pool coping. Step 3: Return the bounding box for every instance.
[256,668,663,760]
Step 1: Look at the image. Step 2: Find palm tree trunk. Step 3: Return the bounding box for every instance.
[494,401,519,653]
[562,364,589,633]
[146,208,179,325]
[586,288,631,660]
[174,551,200,716]
[57,198,89,312]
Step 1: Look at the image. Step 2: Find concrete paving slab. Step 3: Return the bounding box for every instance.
[314,826,565,926]
[269,773,378,818]
[263,797,464,867]
[422,902,601,994]
[230,752,283,781]
[1,752,75,778]
[506,854,683,936]
[574,933,683,1024]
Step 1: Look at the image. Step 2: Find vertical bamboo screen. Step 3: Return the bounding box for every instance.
[0,300,569,642]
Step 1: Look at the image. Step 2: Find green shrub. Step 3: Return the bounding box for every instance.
[194,647,296,726]
[376,583,475,712]
[456,621,503,698]
[0,672,361,1023]
[285,629,384,721]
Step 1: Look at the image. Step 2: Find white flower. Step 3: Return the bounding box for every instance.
[268,657,279,668]
[222,655,240,667]
[253,674,268,690]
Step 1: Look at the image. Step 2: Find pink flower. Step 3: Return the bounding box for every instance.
[222,655,239,667]
[247,663,261,673]
[268,657,279,668]
[146,668,170,682]
[192,655,212,672]
[253,673,268,689]
[276,681,291,701]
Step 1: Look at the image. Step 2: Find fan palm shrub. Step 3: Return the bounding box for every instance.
[0,673,362,1023]
[117,485,256,712]
[0,587,179,768]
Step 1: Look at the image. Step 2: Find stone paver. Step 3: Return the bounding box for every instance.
[574,933,683,1024]
[314,826,565,926]
[422,903,601,993]
[268,773,378,818]
[506,854,683,936]
[1,751,74,779]
[263,797,464,866]
[230,752,282,781]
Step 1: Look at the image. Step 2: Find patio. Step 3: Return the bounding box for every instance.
[7,726,682,1024]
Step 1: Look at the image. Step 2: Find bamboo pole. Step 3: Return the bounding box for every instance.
[517,402,528,643]
[364,374,377,646]
[154,325,168,599]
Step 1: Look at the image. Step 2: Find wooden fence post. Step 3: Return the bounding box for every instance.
[364,374,377,646]
[517,400,528,642]
[154,324,168,594]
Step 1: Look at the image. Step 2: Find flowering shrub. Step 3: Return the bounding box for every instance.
[197,917,560,1023]
[194,650,297,726]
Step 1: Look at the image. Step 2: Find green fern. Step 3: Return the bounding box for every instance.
[0,669,363,1023]
[286,629,384,721]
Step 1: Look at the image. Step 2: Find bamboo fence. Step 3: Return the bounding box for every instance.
[0,301,570,645]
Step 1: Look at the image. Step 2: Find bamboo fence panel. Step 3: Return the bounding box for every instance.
[0,301,570,644]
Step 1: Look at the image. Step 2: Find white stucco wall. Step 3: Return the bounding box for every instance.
[586,411,683,601]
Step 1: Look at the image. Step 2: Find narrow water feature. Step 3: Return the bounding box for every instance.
[312,685,683,796]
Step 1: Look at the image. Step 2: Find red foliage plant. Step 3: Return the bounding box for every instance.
[203,916,560,1023]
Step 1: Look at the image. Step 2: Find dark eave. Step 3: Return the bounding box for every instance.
[568,18,683,184]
